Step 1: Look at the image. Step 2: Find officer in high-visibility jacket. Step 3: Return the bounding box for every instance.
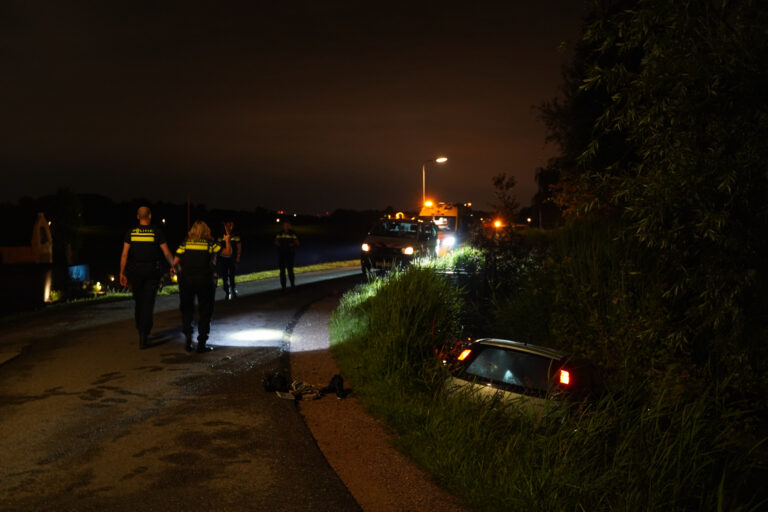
[217,220,242,299]
[119,206,175,349]
[274,221,299,290]
[173,220,232,352]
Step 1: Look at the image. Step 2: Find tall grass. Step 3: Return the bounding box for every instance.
[405,384,764,512]
[331,266,462,388]
[419,246,486,274]
[329,259,768,511]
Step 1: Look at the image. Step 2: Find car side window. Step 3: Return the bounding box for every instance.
[463,347,555,395]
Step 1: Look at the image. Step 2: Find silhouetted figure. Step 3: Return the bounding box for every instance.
[274,221,299,290]
[119,206,174,349]
[217,220,242,300]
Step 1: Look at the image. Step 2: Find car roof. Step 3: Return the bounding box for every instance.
[473,338,565,360]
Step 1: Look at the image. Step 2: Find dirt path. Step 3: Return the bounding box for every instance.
[289,297,470,512]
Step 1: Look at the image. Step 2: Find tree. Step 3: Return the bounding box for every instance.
[491,172,519,223]
[557,0,768,389]
[538,0,638,217]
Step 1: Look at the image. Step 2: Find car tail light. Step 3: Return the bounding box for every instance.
[457,349,472,361]
[559,369,570,385]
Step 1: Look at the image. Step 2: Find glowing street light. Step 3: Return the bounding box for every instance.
[422,156,448,205]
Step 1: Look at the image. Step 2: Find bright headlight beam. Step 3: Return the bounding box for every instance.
[228,329,286,346]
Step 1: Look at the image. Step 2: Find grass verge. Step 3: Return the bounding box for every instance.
[329,260,768,512]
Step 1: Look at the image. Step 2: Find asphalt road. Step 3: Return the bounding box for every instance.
[0,268,364,512]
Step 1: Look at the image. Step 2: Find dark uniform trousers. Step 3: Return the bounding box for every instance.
[130,271,160,338]
[278,251,295,289]
[220,257,237,295]
[179,276,216,342]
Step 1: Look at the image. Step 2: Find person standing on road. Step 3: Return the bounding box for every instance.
[173,220,231,352]
[217,220,242,300]
[119,206,174,349]
[275,221,299,291]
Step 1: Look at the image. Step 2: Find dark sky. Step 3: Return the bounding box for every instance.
[1,1,584,213]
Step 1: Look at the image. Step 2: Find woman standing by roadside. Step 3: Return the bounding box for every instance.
[173,220,231,352]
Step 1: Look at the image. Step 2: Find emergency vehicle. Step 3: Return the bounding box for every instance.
[417,201,479,257]
[361,215,438,277]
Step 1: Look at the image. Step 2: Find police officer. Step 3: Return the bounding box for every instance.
[274,221,299,291]
[119,206,174,349]
[173,220,231,352]
[217,220,242,299]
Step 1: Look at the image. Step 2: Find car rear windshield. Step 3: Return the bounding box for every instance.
[462,346,558,394]
[370,221,419,238]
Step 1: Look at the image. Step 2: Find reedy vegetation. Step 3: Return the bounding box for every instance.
[330,248,766,511]
[330,1,768,508]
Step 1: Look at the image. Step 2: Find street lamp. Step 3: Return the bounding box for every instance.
[422,156,448,205]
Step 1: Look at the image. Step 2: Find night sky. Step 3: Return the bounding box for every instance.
[1,1,584,213]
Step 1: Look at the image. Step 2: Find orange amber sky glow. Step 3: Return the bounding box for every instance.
[1,1,584,213]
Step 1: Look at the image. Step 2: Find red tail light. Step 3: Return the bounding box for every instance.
[559,369,570,385]
[457,349,472,361]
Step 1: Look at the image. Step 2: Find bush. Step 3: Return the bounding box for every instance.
[331,266,463,388]
[330,234,768,511]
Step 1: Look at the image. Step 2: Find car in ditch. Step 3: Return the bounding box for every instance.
[443,338,598,411]
[361,217,439,276]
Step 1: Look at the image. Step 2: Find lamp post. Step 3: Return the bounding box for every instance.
[422,156,448,205]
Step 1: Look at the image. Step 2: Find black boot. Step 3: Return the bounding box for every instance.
[184,333,193,352]
[139,332,149,349]
[196,336,213,353]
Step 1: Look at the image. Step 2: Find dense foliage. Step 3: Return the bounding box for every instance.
[537,0,768,398]
[330,2,767,509]
[330,254,766,511]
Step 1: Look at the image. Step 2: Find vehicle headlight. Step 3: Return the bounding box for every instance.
[402,246,414,255]
[362,243,370,252]
[443,235,456,247]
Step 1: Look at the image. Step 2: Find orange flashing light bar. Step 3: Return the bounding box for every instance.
[457,349,472,361]
[559,369,570,385]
